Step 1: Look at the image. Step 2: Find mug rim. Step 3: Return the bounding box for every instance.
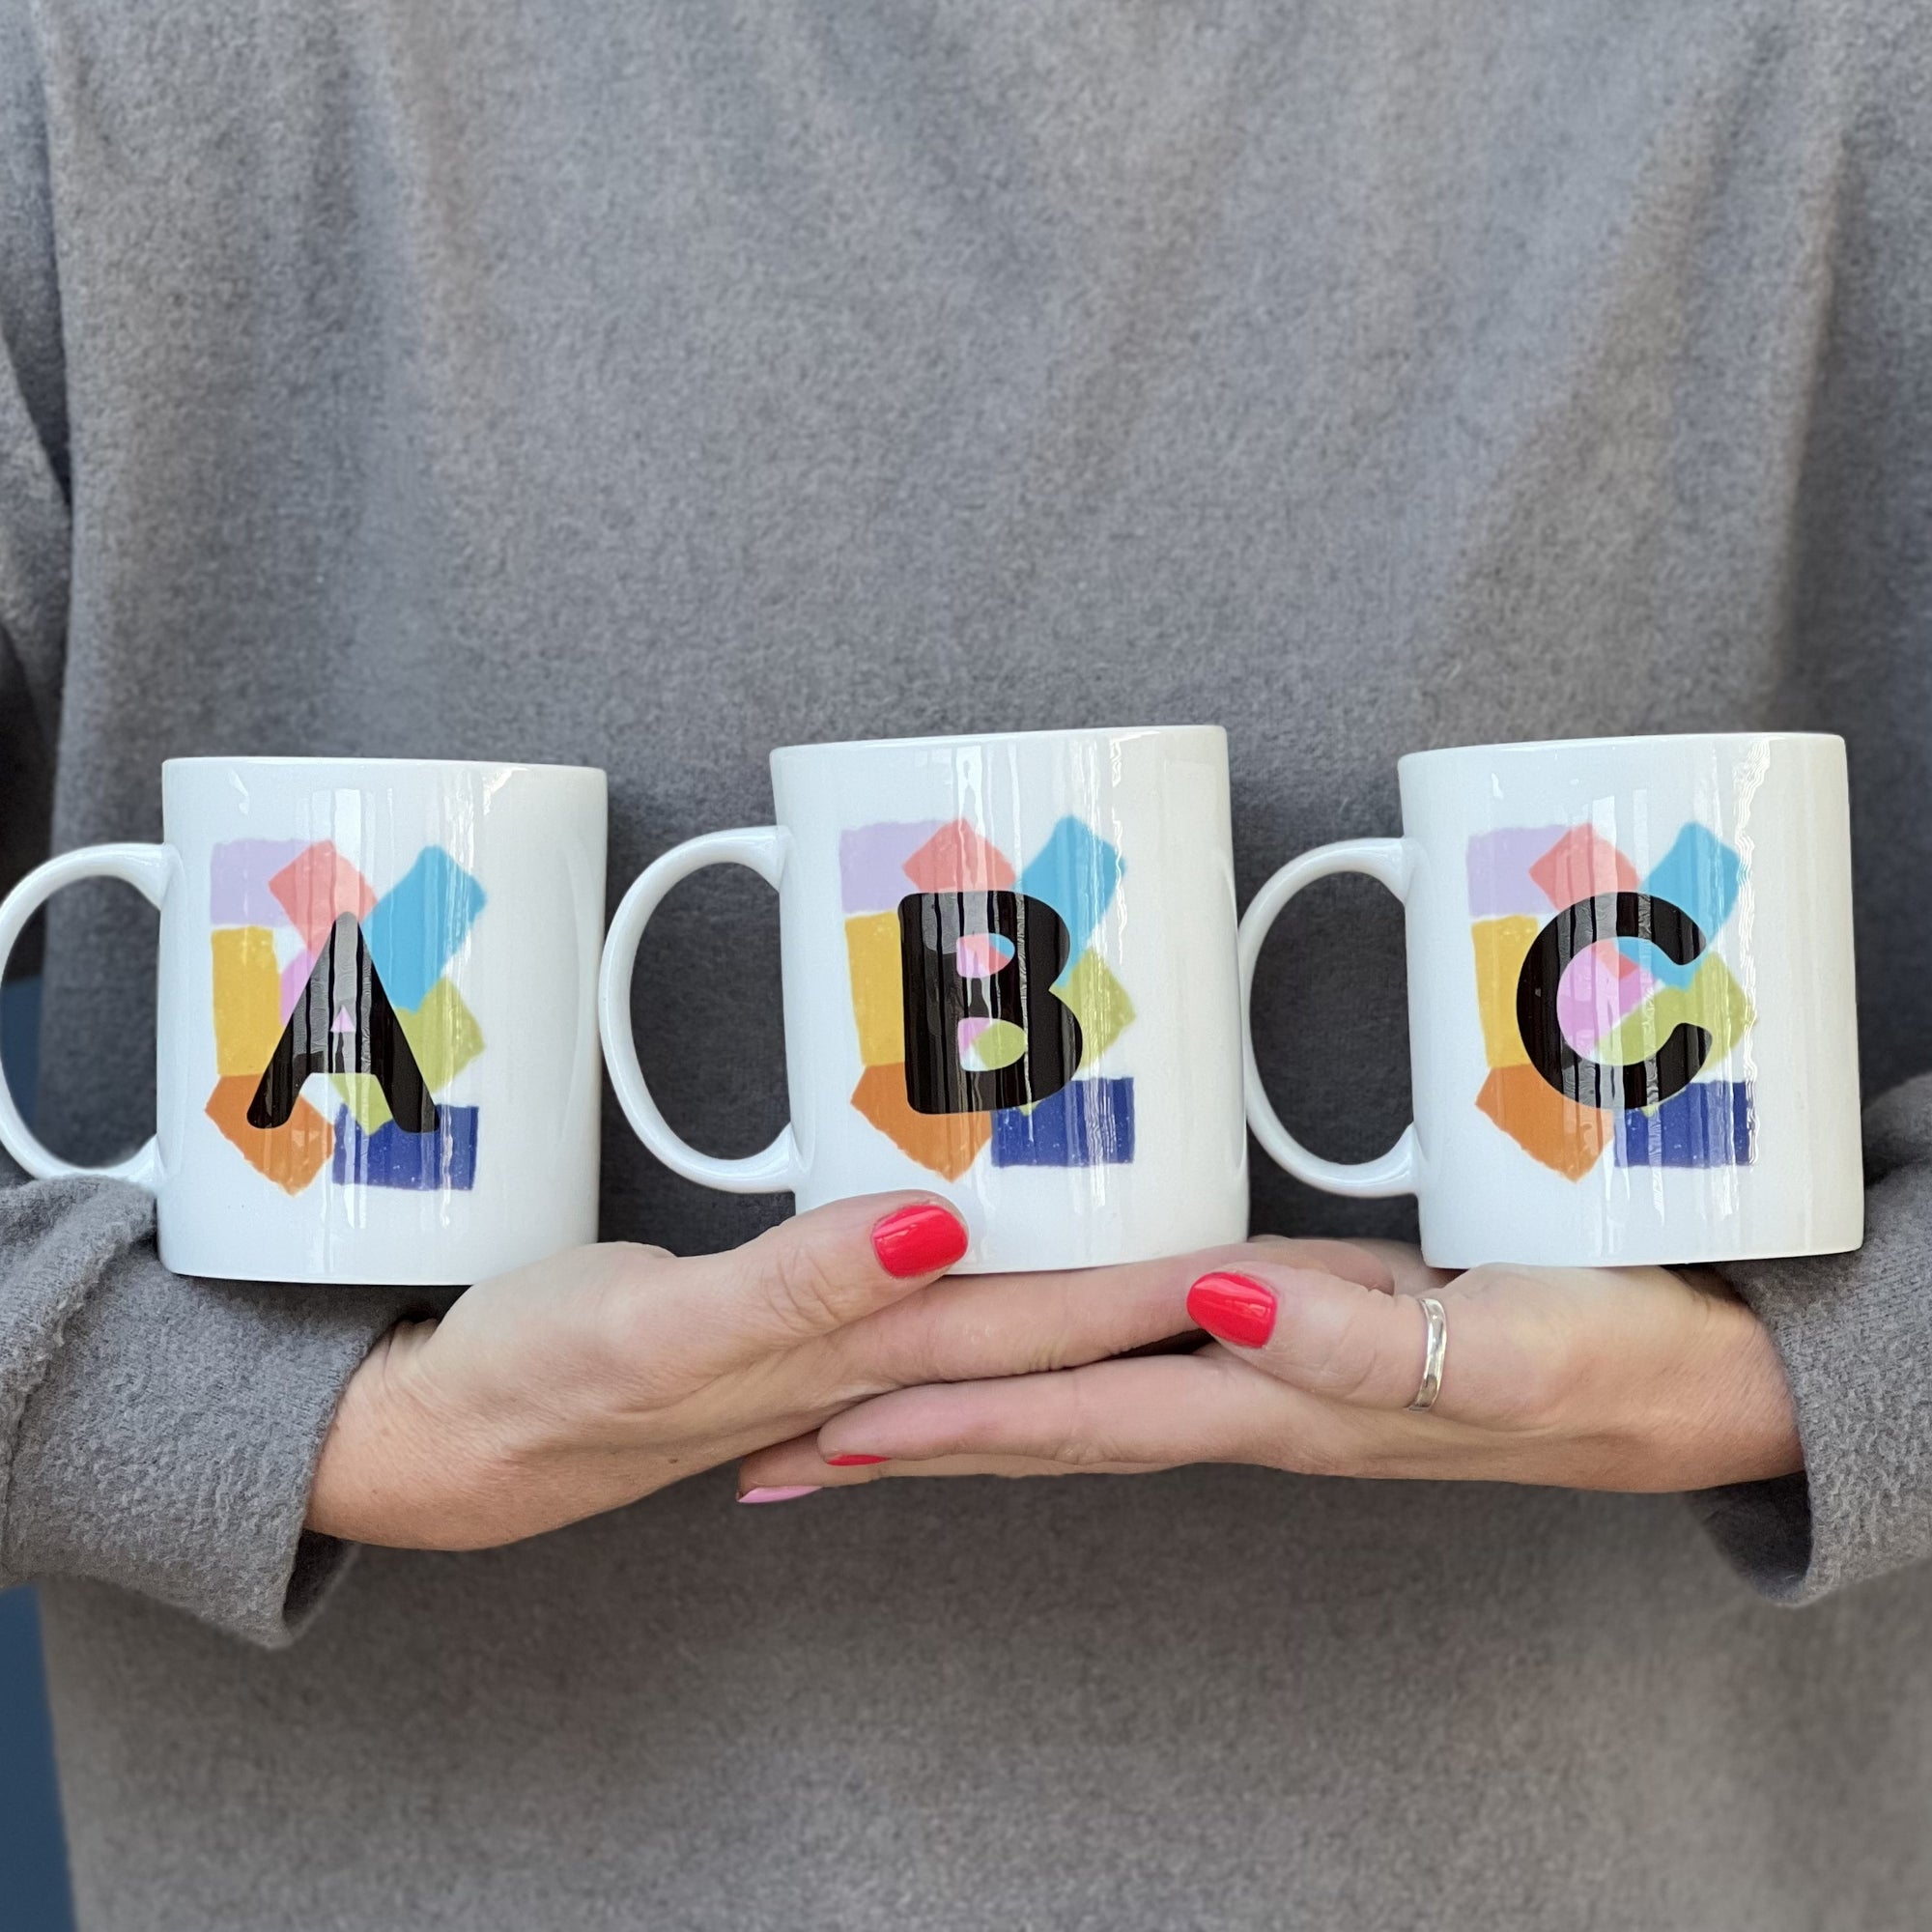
[772,723,1225,761]
[1398,729,1843,771]
[161,755,606,778]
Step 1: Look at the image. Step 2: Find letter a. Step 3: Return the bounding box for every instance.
[247,913,439,1131]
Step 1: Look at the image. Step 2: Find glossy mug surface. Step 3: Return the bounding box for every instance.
[1240,733,1863,1268]
[600,725,1248,1272]
[0,758,608,1284]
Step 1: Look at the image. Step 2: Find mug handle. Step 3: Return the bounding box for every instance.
[1238,837,1420,1197]
[0,843,174,1189]
[598,827,805,1194]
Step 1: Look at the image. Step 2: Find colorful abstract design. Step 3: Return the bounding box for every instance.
[840,817,1135,1179]
[1466,822,1754,1179]
[206,839,486,1194]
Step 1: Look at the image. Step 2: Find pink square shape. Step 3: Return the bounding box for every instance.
[269,841,377,953]
[902,820,1016,893]
[1556,940,1657,1056]
[1528,827,1639,910]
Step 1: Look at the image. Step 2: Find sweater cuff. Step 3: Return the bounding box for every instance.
[1,1178,414,1647]
[1692,1077,1932,1605]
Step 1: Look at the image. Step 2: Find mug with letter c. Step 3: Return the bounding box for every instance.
[599,726,1249,1272]
[0,757,608,1284]
[1239,732,1863,1268]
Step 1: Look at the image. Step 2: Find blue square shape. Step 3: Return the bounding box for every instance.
[990,1077,1135,1168]
[1615,1080,1753,1169]
[332,1104,481,1190]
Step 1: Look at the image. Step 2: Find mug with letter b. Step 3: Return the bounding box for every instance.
[1239,733,1863,1268]
[599,726,1248,1272]
[0,757,608,1284]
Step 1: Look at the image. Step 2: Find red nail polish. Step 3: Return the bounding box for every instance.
[823,1453,888,1467]
[871,1204,969,1278]
[1186,1271,1278,1349]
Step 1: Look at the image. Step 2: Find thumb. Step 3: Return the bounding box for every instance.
[677,1192,970,1363]
[1183,1243,1458,1413]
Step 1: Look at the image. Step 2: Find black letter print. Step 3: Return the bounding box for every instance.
[897,891,1085,1115]
[1515,892,1710,1112]
[248,912,439,1131]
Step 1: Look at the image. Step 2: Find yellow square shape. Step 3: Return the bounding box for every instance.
[397,977,486,1093]
[1471,917,1538,1069]
[846,913,904,1066]
[212,926,284,1076]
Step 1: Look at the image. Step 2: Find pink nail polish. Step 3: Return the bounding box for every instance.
[737,1485,822,1505]
[871,1203,970,1277]
[1186,1271,1279,1349]
[823,1453,887,1466]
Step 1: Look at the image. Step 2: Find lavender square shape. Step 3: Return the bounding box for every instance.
[1465,827,1570,918]
[839,821,943,915]
[211,839,312,925]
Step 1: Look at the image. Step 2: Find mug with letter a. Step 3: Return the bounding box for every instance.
[1238,733,1863,1268]
[599,726,1248,1272]
[0,758,608,1284]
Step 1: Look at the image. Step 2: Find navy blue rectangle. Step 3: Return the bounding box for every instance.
[1615,1080,1753,1169]
[331,1105,480,1190]
[990,1077,1135,1168]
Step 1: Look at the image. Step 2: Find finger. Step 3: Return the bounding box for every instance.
[1258,1237,1452,1302]
[853,1236,1397,1388]
[1182,1253,1463,1413]
[751,1353,1291,1484]
[733,1428,1143,1496]
[739,1445,1163,1498]
[626,1192,969,1370]
[1248,1235,1406,1293]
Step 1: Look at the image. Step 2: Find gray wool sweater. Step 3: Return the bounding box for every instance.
[5,2,1932,1926]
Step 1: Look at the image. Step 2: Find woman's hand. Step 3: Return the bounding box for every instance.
[307,1196,1263,1549]
[735,1240,1804,1497]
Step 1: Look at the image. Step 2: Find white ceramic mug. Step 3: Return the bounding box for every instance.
[1239,732,1863,1268]
[0,757,608,1284]
[599,726,1248,1272]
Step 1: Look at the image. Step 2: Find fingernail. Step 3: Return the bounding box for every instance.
[1185,1271,1278,1348]
[823,1453,887,1467]
[871,1203,970,1278]
[737,1485,822,1505]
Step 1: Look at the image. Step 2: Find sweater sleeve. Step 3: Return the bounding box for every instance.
[1690,4,1932,1605]
[1694,1077,1932,1603]
[0,1180,412,1644]
[0,0,407,1647]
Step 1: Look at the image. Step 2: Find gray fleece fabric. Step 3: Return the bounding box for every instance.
[5,2,1932,1926]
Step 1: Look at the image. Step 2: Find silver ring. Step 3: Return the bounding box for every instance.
[1407,1296,1447,1412]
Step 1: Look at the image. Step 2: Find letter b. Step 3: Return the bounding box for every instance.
[897,891,1085,1114]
